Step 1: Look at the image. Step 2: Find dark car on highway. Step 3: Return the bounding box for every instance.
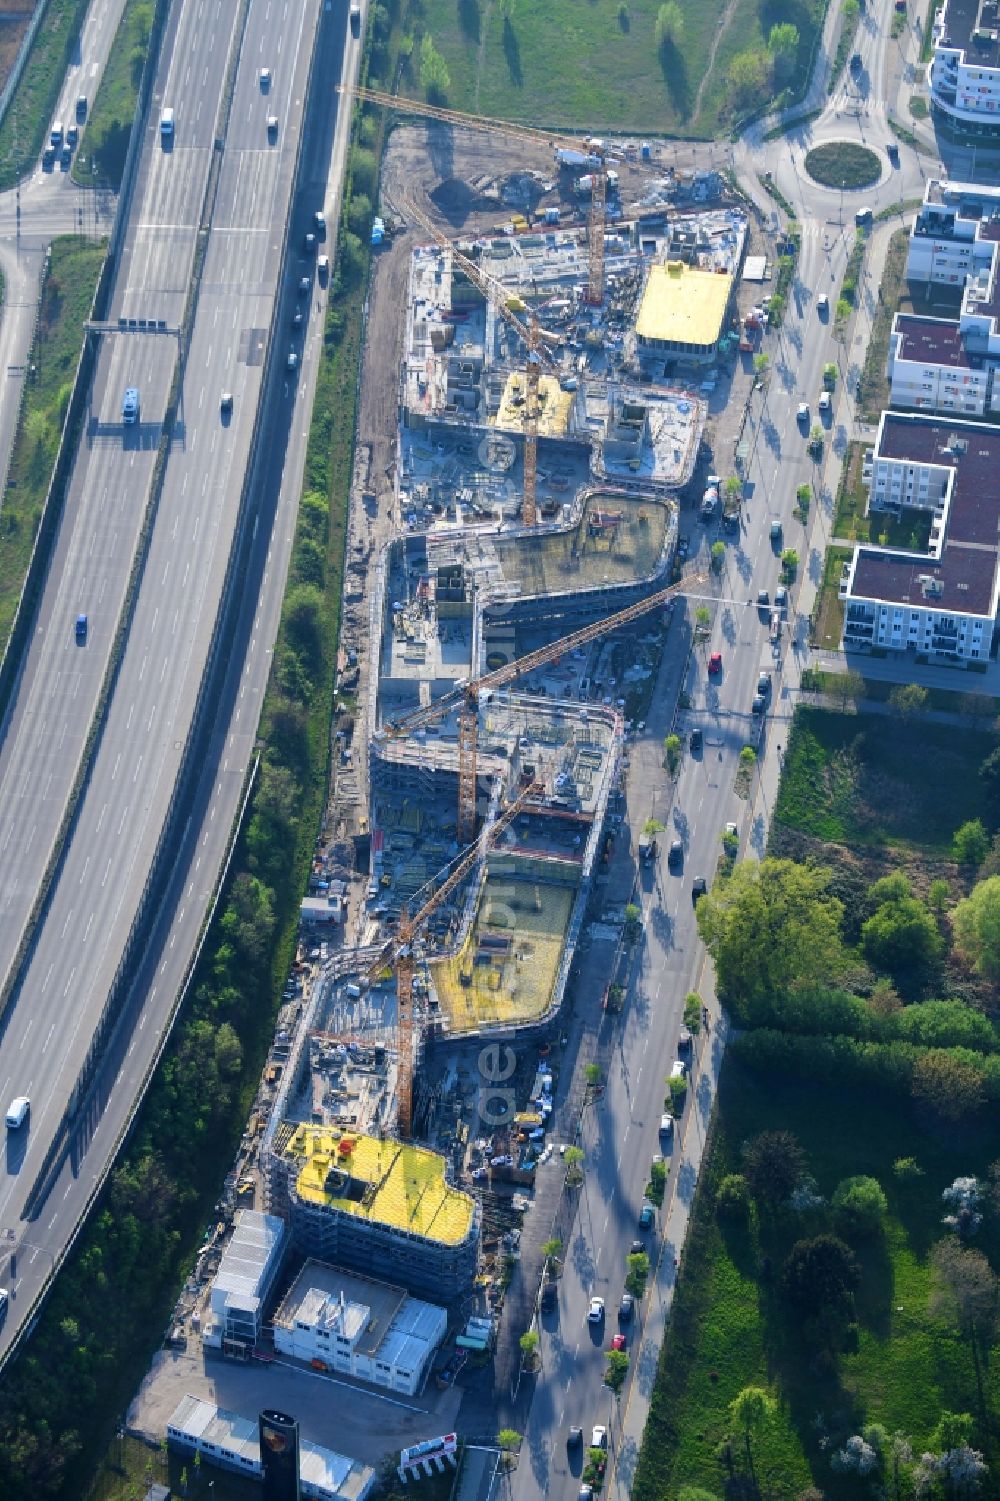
[668,839,683,870]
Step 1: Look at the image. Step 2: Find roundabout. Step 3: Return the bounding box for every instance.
[803,140,882,189]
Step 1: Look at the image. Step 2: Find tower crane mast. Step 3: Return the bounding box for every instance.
[364,780,542,1136]
[380,570,707,840]
[337,84,609,303]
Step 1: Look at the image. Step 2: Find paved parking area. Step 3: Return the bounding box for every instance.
[128,1345,462,1469]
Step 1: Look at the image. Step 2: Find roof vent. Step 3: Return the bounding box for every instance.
[919,574,944,599]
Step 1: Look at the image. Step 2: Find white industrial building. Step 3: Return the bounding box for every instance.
[931,0,1000,130]
[273,1260,447,1396]
[202,1209,287,1354]
[840,412,1000,663]
[167,1394,376,1501]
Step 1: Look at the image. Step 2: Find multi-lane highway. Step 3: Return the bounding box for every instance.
[0,0,361,1356]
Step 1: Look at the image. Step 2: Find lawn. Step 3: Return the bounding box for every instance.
[407,0,826,136]
[0,237,106,664]
[811,544,851,650]
[857,228,908,420]
[833,439,932,548]
[774,704,1000,852]
[72,0,153,190]
[804,140,881,188]
[632,1060,1000,1501]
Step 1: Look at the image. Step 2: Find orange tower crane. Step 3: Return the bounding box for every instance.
[380,570,707,844]
[401,193,560,528]
[364,780,542,1136]
[336,84,611,304]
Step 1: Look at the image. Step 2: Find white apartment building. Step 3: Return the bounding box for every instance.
[888,314,991,414]
[840,412,1000,663]
[931,0,1000,131]
[907,184,1000,285]
[273,1260,447,1396]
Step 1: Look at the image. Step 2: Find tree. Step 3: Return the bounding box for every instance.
[837,668,865,711]
[683,991,703,1031]
[768,22,799,84]
[753,351,770,383]
[832,1175,887,1239]
[953,819,989,870]
[605,1347,629,1392]
[729,1386,776,1476]
[711,540,725,573]
[930,1240,998,1346]
[419,33,450,99]
[979,746,1000,826]
[695,605,711,629]
[889,682,928,718]
[728,49,770,110]
[928,878,951,913]
[626,1250,650,1294]
[741,1130,806,1209]
[497,1430,522,1469]
[668,1074,687,1114]
[519,1329,540,1368]
[726,476,743,501]
[695,858,844,1015]
[664,733,682,775]
[960,692,994,730]
[912,1050,985,1122]
[542,1238,562,1276]
[654,0,684,47]
[782,1233,859,1321]
[953,876,1000,979]
[624,902,642,940]
[643,817,665,837]
[565,1145,585,1185]
[584,1062,602,1087]
[716,1173,751,1220]
[861,889,943,985]
[781,548,799,578]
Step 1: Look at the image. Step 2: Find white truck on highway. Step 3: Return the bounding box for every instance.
[350,0,361,34]
[160,107,174,144]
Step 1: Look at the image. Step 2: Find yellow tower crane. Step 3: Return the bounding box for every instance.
[401,192,561,526]
[364,780,542,1137]
[336,84,610,305]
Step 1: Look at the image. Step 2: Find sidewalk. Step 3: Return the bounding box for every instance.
[601,1016,728,1501]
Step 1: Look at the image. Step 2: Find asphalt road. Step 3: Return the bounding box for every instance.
[0,0,353,1358]
[511,4,924,1493]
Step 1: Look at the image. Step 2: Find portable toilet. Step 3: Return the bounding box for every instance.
[640,141,651,160]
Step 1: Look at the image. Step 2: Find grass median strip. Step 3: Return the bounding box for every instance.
[72,0,154,191]
[0,237,106,661]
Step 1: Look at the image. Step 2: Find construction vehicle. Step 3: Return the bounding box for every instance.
[378,569,706,844]
[401,194,561,528]
[336,84,611,307]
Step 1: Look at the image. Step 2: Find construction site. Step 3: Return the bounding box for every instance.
[165,116,772,1383]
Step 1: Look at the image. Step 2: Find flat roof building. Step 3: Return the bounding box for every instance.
[167,1394,375,1501]
[931,0,1000,132]
[634,262,734,363]
[841,411,1000,663]
[203,1209,287,1354]
[265,1127,480,1299]
[273,1260,447,1395]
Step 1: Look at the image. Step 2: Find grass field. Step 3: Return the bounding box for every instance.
[833,440,932,548]
[632,1060,1000,1501]
[72,0,153,190]
[0,237,105,662]
[774,704,1000,852]
[812,544,851,650]
[407,0,826,136]
[0,0,92,190]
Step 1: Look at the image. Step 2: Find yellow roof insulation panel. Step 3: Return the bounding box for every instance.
[495,372,574,438]
[635,262,733,347]
[289,1126,475,1246]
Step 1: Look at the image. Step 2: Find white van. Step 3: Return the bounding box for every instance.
[5,1096,29,1129]
[160,107,174,142]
